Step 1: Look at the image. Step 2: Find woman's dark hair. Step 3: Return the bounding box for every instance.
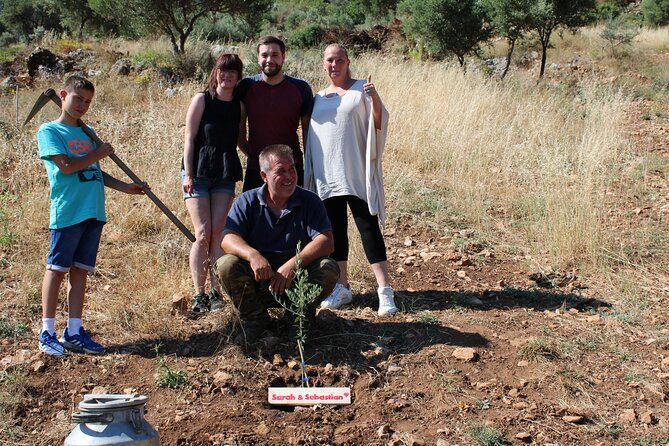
[207,53,243,98]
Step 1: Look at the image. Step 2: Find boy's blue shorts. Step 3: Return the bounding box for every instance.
[46,219,105,272]
[181,170,235,199]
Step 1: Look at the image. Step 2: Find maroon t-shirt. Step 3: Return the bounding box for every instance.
[236,74,313,170]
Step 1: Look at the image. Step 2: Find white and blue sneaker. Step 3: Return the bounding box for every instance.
[60,327,105,354]
[39,330,67,357]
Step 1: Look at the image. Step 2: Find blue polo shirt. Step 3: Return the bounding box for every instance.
[224,185,332,270]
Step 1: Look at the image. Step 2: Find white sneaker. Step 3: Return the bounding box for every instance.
[377,287,397,316]
[320,283,353,309]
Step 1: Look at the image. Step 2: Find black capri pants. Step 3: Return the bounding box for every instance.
[323,195,387,264]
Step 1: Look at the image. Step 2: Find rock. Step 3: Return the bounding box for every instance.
[32,361,46,373]
[27,47,58,77]
[515,432,532,440]
[91,386,108,395]
[287,360,300,370]
[517,360,529,367]
[376,425,391,437]
[110,58,132,76]
[508,388,519,397]
[171,294,188,314]
[640,410,654,425]
[324,363,334,372]
[387,364,402,373]
[562,415,584,423]
[452,347,478,361]
[255,423,270,436]
[404,256,416,266]
[661,357,669,370]
[272,354,284,366]
[456,270,467,279]
[619,408,636,424]
[213,371,233,387]
[436,440,449,446]
[403,237,413,247]
[1,76,17,90]
[643,382,666,402]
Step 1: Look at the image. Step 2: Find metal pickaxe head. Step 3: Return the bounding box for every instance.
[23,88,62,127]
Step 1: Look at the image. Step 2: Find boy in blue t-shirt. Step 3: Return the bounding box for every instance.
[37,75,145,356]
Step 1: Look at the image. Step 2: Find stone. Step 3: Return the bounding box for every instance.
[456,270,467,279]
[619,408,636,424]
[171,294,188,314]
[324,363,334,372]
[517,360,529,367]
[27,47,58,77]
[91,386,108,395]
[213,371,233,387]
[515,432,532,440]
[376,425,391,437]
[110,58,132,76]
[643,383,666,402]
[562,415,584,423]
[452,348,478,361]
[32,361,46,373]
[387,364,402,373]
[661,357,669,370]
[272,354,284,366]
[287,360,299,370]
[640,410,654,425]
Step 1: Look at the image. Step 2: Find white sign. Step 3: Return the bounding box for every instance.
[268,387,351,406]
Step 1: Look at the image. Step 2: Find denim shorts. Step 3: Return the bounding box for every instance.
[47,219,105,272]
[181,171,235,199]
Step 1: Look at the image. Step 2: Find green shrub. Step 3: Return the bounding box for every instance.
[642,0,669,26]
[286,23,324,48]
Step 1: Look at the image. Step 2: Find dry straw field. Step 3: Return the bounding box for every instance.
[0,27,668,444]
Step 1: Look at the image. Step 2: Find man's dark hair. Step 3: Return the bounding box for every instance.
[63,75,95,93]
[259,144,294,173]
[257,36,286,55]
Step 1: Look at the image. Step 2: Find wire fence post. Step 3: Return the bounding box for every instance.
[16,85,19,129]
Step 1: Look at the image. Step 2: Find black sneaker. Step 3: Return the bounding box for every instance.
[191,292,210,313]
[209,289,225,312]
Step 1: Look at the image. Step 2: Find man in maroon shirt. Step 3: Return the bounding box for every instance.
[237,36,313,191]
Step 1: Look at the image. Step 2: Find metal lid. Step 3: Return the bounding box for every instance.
[79,394,149,411]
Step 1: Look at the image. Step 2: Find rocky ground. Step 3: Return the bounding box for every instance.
[1,50,669,446]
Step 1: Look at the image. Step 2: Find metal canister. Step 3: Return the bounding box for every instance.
[64,394,159,446]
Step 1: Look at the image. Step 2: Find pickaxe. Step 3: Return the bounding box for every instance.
[24,88,196,242]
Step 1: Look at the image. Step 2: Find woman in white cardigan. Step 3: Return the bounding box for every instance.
[304,44,396,316]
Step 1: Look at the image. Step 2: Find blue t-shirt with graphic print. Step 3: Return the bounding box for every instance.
[38,121,106,229]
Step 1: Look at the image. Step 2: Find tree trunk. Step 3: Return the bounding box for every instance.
[539,29,551,80]
[167,29,180,55]
[501,38,515,80]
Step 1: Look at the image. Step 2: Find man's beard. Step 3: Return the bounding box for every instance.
[262,63,282,78]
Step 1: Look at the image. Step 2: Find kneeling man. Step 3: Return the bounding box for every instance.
[215,144,339,344]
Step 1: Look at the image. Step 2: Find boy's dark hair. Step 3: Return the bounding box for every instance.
[257,36,286,55]
[207,53,243,98]
[63,75,95,93]
[259,144,294,173]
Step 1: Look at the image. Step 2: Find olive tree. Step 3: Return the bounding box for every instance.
[481,0,536,79]
[398,0,492,68]
[89,0,271,54]
[641,0,669,26]
[528,0,597,79]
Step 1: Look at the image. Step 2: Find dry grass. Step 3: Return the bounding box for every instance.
[0,37,648,338]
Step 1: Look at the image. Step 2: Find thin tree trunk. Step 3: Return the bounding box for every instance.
[501,37,515,80]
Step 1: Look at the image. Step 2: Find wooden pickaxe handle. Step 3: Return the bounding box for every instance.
[44,89,196,242]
